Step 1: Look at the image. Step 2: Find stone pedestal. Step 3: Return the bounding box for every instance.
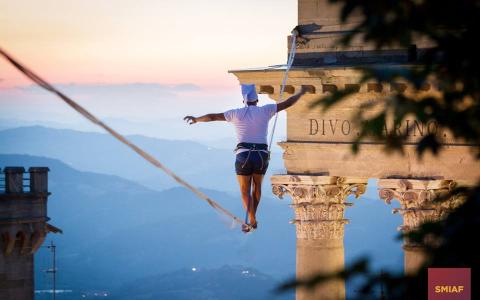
[378,178,465,274]
[272,175,366,300]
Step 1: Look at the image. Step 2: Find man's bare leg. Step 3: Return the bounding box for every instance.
[236,175,256,224]
[251,173,264,226]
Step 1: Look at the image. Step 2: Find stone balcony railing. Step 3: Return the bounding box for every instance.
[0,167,49,195]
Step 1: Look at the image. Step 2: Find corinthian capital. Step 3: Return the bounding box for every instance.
[272,175,366,204]
[271,175,367,240]
[378,178,465,232]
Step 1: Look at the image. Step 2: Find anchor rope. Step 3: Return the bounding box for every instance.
[268,33,297,153]
[243,32,298,230]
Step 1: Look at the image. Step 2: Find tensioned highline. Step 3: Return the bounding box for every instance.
[0,47,245,226]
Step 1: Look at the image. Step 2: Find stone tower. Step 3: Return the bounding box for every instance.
[230,1,479,299]
[0,167,60,300]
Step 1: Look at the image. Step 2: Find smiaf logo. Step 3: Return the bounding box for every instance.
[428,268,471,300]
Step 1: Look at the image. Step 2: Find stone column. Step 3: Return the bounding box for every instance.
[272,175,367,300]
[29,167,49,194]
[378,179,465,274]
[4,167,25,194]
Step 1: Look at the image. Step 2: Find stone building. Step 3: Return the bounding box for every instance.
[0,167,60,300]
[230,1,479,299]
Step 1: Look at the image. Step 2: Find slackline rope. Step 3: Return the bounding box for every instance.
[1,30,298,231]
[0,47,245,226]
[268,32,297,153]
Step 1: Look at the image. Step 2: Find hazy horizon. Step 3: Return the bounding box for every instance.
[0,82,287,144]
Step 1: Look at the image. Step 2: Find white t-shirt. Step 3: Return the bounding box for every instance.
[224,103,277,154]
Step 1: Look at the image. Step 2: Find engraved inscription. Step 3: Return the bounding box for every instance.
[308,118,454,143]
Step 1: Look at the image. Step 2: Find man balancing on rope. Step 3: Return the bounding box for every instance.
[184,84,308,233]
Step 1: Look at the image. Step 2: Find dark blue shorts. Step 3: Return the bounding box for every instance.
[235,151,269,175]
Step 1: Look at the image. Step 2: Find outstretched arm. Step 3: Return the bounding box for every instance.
[184,113,226,124]
[276,86,309,112]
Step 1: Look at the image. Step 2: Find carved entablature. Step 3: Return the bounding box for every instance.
[271,175,367,240]
[228,67,440,102]
[378,179,465,233]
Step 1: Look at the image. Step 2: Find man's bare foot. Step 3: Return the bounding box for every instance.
[241,224,251,233]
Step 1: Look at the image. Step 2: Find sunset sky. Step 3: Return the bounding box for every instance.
[0,0,296,141]
[1,0,295,87]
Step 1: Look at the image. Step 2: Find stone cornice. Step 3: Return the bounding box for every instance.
[275,143,480,183]
[229,66,439,102]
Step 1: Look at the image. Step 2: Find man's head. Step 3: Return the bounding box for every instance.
[241,84,258,106]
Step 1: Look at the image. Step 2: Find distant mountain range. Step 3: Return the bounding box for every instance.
[0,154,296,296]
[0,126,285,192]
